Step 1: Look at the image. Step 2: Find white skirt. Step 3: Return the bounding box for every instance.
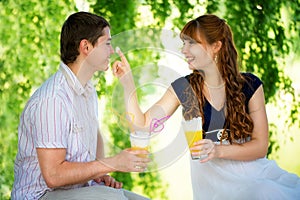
[190,157,300,200]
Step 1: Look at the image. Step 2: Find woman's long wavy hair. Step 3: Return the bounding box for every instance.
[180,14,253,143]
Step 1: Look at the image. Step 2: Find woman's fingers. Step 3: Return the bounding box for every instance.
[112,47,131,78]
[115,46,129,66]
[190,139,215,162]
[112,61,122,75]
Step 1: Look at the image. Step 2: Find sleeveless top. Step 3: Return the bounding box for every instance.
[171,72,262,143]
[172,73,300,200]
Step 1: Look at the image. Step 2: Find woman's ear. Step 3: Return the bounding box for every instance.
[213,41,222,53]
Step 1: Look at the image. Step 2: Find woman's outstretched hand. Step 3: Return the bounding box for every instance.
[112,47,131,80]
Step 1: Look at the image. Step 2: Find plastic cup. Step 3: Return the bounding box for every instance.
[130,131,150,158]
[182,117,203,160]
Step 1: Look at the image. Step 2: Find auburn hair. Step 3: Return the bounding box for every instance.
[180,14,253,143]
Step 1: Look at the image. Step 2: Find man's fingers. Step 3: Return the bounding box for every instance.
[117,182,123,188]
[94,177,101,183]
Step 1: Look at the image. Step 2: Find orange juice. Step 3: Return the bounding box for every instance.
[130,146,149,158]
[184,130,203,154]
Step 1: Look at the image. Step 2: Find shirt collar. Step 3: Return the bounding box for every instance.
[59,62,94,97]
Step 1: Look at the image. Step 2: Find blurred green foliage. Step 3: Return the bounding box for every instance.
[0,1,75,199]
[0,0,299,199]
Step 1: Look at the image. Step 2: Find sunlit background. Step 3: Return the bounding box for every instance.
[97,1,300,199]
[0,0,299,199]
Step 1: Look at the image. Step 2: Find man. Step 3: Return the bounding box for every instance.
[12,11,149,200]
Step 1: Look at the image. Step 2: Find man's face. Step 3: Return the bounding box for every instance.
[85,26,114,71]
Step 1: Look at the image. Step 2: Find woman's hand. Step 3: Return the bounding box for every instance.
[190,139,217,163]
[93,174,123,189]
[112,47,131,81]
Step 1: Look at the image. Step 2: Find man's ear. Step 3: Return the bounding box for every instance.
[79,39,91,55]
[213,41,222,53]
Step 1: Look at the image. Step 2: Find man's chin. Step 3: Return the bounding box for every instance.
[97,64,109,72]
[103,61,110,71]
[103,65,109,71]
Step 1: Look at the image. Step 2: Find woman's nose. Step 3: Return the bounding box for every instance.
[181,45,188,55]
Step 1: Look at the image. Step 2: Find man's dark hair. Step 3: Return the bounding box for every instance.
[60,11,110,64]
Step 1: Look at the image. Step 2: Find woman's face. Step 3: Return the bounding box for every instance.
[181,37,214,70]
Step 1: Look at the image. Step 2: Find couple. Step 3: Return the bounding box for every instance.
[12,11,300,200]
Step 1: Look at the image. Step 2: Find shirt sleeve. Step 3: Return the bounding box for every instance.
[30,97,70,148]
[171,76,191,105]
[242,72,263,106]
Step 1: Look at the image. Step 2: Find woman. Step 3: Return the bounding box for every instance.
[112,14,300,199]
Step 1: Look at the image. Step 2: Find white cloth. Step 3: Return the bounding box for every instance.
[190,157,300,200]
[12,62,99,199]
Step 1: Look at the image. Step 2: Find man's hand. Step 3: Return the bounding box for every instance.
[93,174,123,189]
[99,148,150,173]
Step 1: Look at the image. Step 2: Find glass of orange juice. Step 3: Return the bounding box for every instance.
[182,117,203,160]
[130,131,150,158]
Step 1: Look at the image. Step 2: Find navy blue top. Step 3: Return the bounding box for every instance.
[171,73,262,142]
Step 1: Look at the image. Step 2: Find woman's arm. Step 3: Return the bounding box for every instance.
[112,48,180,132]
[218,85,269,160]
[195,85,269,162]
